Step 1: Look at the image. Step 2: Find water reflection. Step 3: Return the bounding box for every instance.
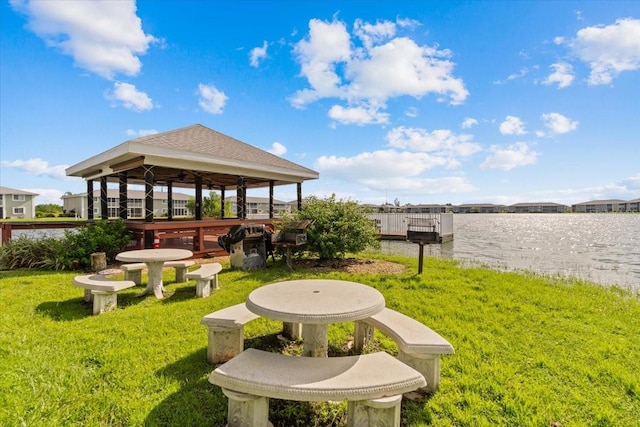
[372,214,639,291]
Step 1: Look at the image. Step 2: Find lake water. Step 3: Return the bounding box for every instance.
[373,214,640,292]
[5,214,639,291]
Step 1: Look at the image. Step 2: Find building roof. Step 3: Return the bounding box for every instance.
[572,199,627,205]
[0,186,38,196]
[65,124,319,190]
[510,202,568,207]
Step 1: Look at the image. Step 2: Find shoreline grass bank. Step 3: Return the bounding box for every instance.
[1,255,638,426]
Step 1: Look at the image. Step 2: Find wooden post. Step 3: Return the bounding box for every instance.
[418,242,425,274]
[119,172,128,220]
[100,176,108,220]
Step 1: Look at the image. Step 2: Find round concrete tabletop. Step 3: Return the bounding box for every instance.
[115,248,193,263]
[246,279,385,324]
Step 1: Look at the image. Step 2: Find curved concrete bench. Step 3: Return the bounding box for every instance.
[354,308,455,393]
[209,348,426,427]
[73,275,136,315]
[185,263,222,298]
[121,260,196,285]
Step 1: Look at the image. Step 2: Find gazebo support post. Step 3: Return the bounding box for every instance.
[144,165,155,248]
[269,181,274,219]
[100,176,108,220]
[119,172,128,220]
[297,182,302,211]
[87,180,94,221]
[220,189,226,219]
[237,177,246,219]
[195,175,203,220]
[167,181,173,221]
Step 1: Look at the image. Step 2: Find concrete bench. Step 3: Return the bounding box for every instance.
[185,262,222,297]
[163,260,195,282]
[121,260,196,285]
[209,348,426,427]
[201,303,261,364]
[120,262,146,285]
[354,308,455,393]
[72,274,136,315]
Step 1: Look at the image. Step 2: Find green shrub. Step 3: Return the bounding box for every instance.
[0,219,131,271]
[0,235,64,270]
[58,219,131,270]
[294,194,380,260]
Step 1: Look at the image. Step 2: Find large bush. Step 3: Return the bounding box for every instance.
[0,219,131,271]
[293,194,380,260]
[59,219,131,270]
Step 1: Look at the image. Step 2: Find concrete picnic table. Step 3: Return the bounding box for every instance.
[115,248,193,299]
[245,279,385,357]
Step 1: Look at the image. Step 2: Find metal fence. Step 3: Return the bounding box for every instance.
[367,213,453,237]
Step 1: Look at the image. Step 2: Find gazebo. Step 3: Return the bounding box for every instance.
[66,124,319,255]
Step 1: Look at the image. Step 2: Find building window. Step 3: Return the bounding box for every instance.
[13,194,25,201]
[13,207,25,215]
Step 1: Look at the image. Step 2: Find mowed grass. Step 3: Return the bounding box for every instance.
[0,255,638,426]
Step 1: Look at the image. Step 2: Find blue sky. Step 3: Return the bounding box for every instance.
[1,1,639,206]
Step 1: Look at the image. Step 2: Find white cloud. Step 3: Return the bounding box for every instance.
[543,62,575,88]
[540,112,579,135]
[106,82,154,111]
[314,150,447,181]
[619,173,640,192]
[480,142,539,171]
[290,19,351,108]
[386,126,481,158]
[1,158,68,179]
[461,117,478,129]
[267,142,287,156]
[249,41,268,67]
[10,0,156,79]
[313,149,477,195]
[290,17,468,122]
[197,83,228,114]
[353,18,397,50]
[328,104,389,125]
[569,18,640,85]
[499,116,527,135]
[25,188,65,204]
[404,107,418,118]
[126,129,159,137]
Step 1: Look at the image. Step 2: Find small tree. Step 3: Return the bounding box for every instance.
[186,191,233,218]
[35,203,63,218]
[294,194,379,260]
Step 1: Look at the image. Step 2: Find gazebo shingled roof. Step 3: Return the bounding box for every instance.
[66,123,319,189]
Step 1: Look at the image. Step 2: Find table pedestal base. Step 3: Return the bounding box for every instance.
[301,324,328,357]
[145,261,165,299]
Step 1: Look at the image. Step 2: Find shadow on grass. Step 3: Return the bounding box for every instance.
[159,283,200,304]
[35,289,150,321]
[145,347,228,426]
[36,297,91,321]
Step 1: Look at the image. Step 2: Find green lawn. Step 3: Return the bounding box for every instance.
[1,255,638,426]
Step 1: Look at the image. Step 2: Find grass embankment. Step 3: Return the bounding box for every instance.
[0,256,638,426]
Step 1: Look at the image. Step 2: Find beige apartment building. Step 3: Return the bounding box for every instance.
[0,186,38,219]
[61,189,192,219]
